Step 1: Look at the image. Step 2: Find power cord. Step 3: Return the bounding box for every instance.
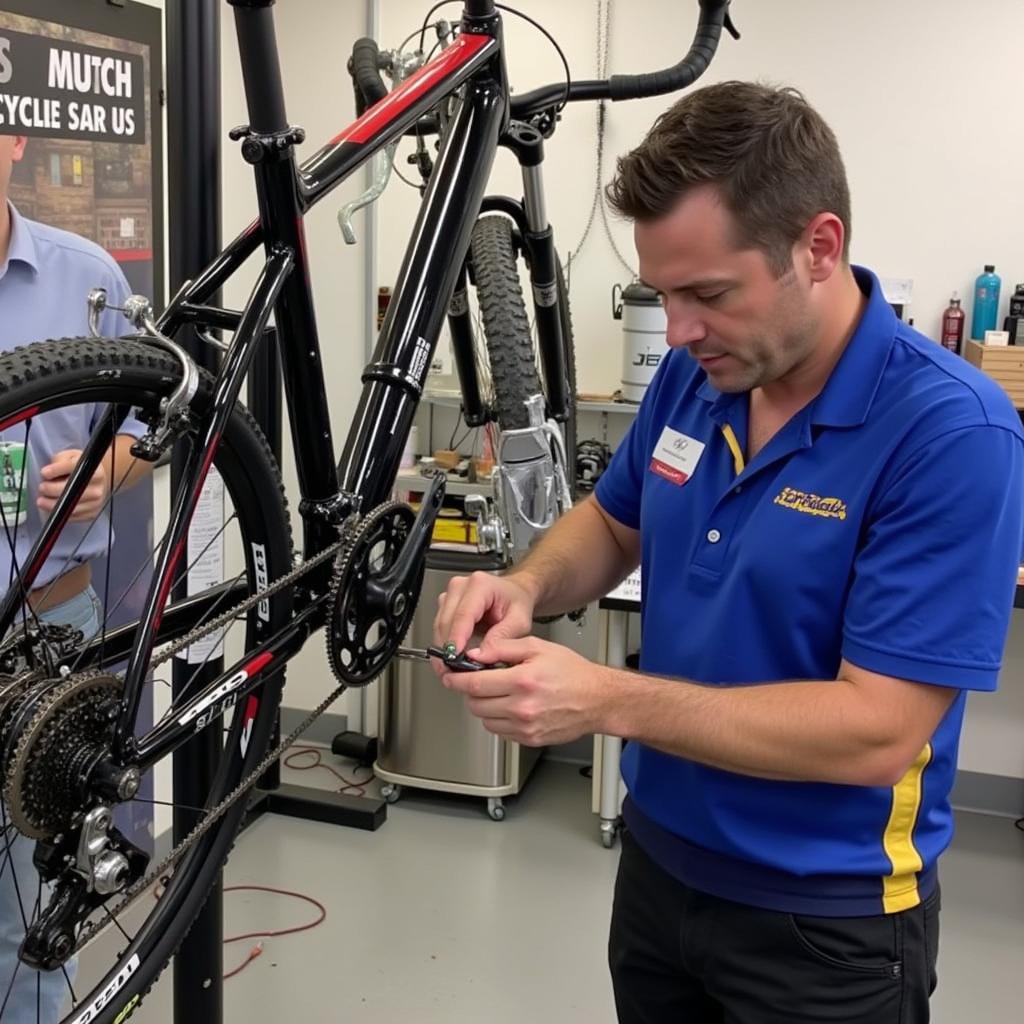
[564,0,637,284]
[283,746,375,796]
[223,886,327,979]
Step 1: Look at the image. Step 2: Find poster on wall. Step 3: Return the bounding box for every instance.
[0,0,163,303]
[0,0,164,852]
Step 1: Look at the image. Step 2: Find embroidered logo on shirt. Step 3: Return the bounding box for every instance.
[773,487,847,521]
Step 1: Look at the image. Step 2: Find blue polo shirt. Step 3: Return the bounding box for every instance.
[595,266,1024,916]
[0,203,145,588]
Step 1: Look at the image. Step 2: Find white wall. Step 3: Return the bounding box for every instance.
[379,0,1024,390]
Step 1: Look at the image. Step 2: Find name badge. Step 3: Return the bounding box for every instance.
[649,427,705,486]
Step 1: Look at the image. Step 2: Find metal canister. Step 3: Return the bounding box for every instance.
[612,281,667,402]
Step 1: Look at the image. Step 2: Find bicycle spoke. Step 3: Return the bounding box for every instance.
[60,966,77,1012]
[0,808,32,1019]
[0,948,23,1020]
[35,880,41,1024]
[100,440,118,667]
[30,440,138,612]
[101,903,134,945]
[180,591,249,692]
[130,795,209,816]
[1,416,45,637]
[91,506,239,660]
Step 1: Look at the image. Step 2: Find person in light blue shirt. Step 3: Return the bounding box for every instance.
[0,133,151,1023]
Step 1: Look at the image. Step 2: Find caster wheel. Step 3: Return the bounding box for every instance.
[487,798,505,822]
[599,820,619,849]
[381,783,402,804]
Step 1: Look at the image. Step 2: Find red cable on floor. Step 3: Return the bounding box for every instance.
[283,745,375,796]
[222,885,327,980]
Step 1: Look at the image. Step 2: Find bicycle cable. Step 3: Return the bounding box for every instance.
[564,0,637,284]
[418,2,571,112]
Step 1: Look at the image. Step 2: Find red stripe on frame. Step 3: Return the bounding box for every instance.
[244,651,274,677]
[331,33,492,146]
[0,406,40,432]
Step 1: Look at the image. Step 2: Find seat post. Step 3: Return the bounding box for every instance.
[226,0,288,133]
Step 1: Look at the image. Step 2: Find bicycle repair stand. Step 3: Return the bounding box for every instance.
[166,2,384,1022]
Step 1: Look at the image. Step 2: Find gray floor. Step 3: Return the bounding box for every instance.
[125,756,1022,1023]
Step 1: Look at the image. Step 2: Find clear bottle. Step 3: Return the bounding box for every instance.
[941,293,965,354]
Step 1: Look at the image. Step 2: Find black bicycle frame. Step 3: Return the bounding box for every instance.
[0,0,572,773]
[116,1,507,767]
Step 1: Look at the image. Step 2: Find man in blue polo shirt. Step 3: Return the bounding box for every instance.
[0,133,150,1022]
[434,83,1024,1022]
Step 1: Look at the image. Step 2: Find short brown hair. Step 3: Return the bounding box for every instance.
[606,81,851,274]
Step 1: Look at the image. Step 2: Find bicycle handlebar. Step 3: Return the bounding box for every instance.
[349,36,389,117]
[609,0,735,101]
[345,1,738,127]
[509,0,738,117]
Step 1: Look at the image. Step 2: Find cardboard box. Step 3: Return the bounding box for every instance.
[963,339,1024,408]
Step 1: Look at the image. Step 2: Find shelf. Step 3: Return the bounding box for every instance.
[577,399,640,416]
[421,391,640,416]
[394,469,494,498]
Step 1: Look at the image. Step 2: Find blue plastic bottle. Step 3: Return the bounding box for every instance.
[971,264,1002,340]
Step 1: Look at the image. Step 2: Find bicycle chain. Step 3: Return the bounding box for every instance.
[151,536,347,671]
[71,514,374,954]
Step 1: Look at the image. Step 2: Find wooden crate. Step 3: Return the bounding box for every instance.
[963,339,1024,408]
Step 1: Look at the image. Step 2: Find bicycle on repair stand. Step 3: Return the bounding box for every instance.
[0,1,737,1020]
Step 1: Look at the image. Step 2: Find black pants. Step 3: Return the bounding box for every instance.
[609,831,940,1023]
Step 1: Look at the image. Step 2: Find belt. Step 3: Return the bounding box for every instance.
[28,562,92,613]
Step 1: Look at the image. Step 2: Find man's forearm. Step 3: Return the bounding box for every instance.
[597,668,950,788]
[508,497,637,616]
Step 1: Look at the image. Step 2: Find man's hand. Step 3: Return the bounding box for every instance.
[440,636,609,746]
[433,571,538,657]
[37,449,110,523]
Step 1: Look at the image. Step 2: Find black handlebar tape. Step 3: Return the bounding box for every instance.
[608,20,724,101]
[348,36,389,116]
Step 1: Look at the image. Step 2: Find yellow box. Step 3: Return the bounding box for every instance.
[432,519,470,544]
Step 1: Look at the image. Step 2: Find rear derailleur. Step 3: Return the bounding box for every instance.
[21,807,149,970]
[0,665,149,970]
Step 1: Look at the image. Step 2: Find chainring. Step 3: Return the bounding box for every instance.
[326,501,425,686]
[3,671,122,840]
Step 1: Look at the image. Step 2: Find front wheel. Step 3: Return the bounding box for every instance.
[0,337,293,1023]
[469,215,576,436]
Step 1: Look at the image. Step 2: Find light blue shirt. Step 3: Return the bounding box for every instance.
[0,203,146,588]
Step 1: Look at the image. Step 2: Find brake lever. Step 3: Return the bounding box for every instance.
[724,11,741,40]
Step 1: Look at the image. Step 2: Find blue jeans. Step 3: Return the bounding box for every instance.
[1,585,101,1023]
